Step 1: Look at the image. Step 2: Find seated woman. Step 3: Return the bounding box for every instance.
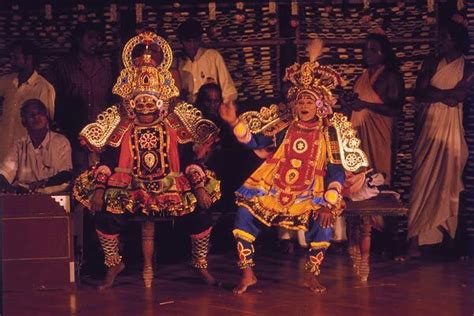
[0,98,72,193]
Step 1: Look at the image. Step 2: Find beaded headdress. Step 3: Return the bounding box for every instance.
[284,61,342,119]
[113,32,179,115]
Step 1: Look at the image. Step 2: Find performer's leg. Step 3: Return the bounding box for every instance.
[178,210,217,285]
[303,215,333,294]
[94,211,129,289]
[232,206,263,294]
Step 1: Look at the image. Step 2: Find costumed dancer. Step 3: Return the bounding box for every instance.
[219,61,368,294]
[73,32,221,289]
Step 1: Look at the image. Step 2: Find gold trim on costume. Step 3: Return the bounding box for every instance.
[238,103,292,136]
[121,32,173,71]
[79,106,122,151]
[309,241,331,249]
[329,113,368,172]
[232,229,256,243]
[168,102,220,144]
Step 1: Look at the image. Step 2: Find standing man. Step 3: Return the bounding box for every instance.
[73,32,221,289]
[47,23,113,276]
[176,18,237,104]
[405,20,472,259]
[0,40,55,162]
[341,31,405,187]
[48,23,113,173]
[340,32,405,259]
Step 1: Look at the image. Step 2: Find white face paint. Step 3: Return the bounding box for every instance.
[295,95,318,122]
[133,94,166,125]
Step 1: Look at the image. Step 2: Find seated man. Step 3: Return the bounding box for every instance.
[73,32,221,289]
[0,99,72,193]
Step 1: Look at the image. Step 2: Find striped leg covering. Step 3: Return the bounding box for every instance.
[96,230,122,267]
[190,227,212,269]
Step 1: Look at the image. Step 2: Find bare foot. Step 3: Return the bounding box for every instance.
[195,268,220,286]
[98,262,125,290]
[302,272,326,294]
[233,267,257,295]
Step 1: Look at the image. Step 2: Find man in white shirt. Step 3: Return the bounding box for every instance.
[176,19,238,104]
[0,40,56,162]
[0,99,72,194]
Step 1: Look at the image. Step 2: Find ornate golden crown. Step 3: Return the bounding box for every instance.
[284,61,342,106]
[112,32,179,101]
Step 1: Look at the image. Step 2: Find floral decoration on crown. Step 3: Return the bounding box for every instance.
[284,61,343,118]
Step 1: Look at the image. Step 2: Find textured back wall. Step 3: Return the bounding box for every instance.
[0,1,472,249]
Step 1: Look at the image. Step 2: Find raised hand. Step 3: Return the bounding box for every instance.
[219,101,238,126]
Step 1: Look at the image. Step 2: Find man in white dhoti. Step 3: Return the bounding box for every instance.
[404,20,473,259]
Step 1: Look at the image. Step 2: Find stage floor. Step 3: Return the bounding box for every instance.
[3,248,473,316]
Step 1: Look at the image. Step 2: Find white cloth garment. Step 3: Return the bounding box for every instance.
[408,56,468,245]
[0,71,55,161]
[0,130,72,186]
[178,48,238,103]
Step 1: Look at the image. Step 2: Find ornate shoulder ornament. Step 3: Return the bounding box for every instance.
[166,102,219,144]
[329,113,368,172]
[79,106,127,151]
[238,103,292,136]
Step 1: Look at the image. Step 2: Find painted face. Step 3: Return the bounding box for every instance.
[203,89,222,116]
[182,38,201,60]
[79,30,99,55]
[363,40,384,67]
[295,95,318,122]
[133,95,164,125]
[10,47,29,72]
[22,104,49,131]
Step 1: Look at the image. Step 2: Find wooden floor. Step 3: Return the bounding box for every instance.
[3,247,473,316]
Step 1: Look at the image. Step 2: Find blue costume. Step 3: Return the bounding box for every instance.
[229,61,368,275]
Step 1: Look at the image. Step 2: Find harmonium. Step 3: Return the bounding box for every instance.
[1,193,75,290]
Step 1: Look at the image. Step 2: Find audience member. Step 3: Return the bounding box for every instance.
[0,99,72,193]
[176,18,237,104]
[0,40,55,162]
[404,20,473,259]
[194,83,244,217]
[48,22,113,172]
[47,23,113,276]
[341,31,405,187]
